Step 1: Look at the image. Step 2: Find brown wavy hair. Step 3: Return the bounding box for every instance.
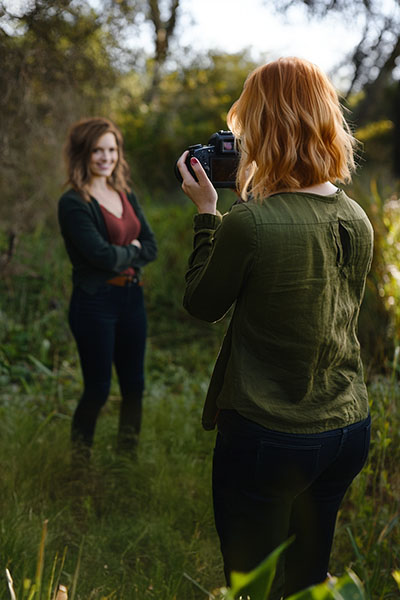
[64,117,131,201]
[227,57,357,201]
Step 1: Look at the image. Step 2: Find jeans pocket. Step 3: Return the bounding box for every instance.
[256,439,321,497]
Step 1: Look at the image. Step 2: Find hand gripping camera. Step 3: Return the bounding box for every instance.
[175,130,239,189]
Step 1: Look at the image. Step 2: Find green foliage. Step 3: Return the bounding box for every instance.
[357,121,394,143]
[0,2,399,597]
[329,375,400,598]
[223,553,366,599]
[393,570,400,589]
[116,51,258,195]
[0,0,119,234]
[352,181,400,374]
[225,539,293,600]
[5,535,368,600]
[1,199,400,599]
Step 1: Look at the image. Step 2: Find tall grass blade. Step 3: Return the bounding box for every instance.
[35,519,48,600]
[46,551,58,600]
[27,585,37,600]
[6,568,17,600]
[329,570,365,599]
[27,354,54,377]
[51,547,68,600]
[377,513,399,544]
[392,346,400,381]
[183,572,215,598]
[69,538,84,600]
[392,571,400,589]
[345,528,370,599]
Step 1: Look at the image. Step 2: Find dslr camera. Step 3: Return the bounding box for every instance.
[175,130,239,189]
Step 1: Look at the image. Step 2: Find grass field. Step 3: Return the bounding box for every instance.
[0,199,399,599]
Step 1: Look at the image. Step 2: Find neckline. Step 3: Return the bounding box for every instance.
[96,192,125,219]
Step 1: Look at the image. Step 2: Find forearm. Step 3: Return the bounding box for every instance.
[183,208,255,322]
[128,193,158,266]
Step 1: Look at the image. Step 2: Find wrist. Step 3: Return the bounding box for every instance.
[193,212,221,232]
[197,205,217,215]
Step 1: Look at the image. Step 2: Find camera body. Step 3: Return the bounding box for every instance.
[175,130,239,189]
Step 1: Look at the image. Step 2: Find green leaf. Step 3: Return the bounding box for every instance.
[230,537,293,600]
[287,580,335,599]
[330,571,365,600]
[27,354,54,377]
[393,571,400,589]
[287,571,365,600]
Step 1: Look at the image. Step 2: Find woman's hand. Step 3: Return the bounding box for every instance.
[177,151,218,215]
[130,239,142,249]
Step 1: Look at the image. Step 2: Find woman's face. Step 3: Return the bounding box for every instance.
[88,132,118,180]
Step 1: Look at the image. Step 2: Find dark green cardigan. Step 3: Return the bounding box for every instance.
[184,190,374,434]
[58,188,157,293]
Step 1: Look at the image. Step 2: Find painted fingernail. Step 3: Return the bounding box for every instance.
[190,157,198,165]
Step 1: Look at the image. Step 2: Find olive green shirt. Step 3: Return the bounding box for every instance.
[183,190,374,433]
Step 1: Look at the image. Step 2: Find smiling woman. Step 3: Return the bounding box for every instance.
[58,117,158,466]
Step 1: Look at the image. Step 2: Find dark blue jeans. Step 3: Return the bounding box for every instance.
[68,282,147,447]
[212,409,371,599]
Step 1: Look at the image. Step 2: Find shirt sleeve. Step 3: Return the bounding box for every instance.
[58,195,142,273]
[127,193,158,267]
[183,203,257,323]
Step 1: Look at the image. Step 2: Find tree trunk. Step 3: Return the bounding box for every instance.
[145,0,180,105]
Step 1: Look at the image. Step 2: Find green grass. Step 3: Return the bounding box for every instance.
[331,375,400,599]
[0,362,222,599]
[0,199,399,599]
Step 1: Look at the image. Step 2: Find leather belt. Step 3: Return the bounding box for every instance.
[107,274,139,287]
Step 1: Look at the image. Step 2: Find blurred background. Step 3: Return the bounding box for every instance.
[0,2,399,598]
[0,0,399,372]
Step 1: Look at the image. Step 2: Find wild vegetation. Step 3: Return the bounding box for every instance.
[1,197,399,599]
[1,1,400,598]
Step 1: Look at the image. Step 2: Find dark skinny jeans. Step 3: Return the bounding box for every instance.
[68,281,147,447]
[213,409,371,599]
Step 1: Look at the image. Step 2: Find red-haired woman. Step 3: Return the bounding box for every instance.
[177,57,373,598]
[59,117,157,461]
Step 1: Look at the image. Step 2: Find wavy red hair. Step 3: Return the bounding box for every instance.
[227,57,357,200]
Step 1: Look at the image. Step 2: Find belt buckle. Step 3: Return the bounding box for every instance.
[126,275,137,286]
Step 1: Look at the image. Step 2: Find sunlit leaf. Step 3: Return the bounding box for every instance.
[230,538,293,600]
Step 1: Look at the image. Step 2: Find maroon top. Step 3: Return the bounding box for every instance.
[99,192,141,275]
